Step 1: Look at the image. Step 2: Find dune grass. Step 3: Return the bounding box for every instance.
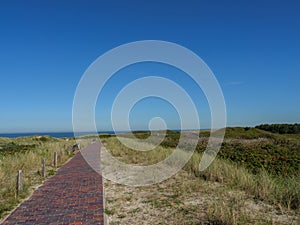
[106,135,300,211]
[0,136,77,219]
[198,157,300,211]
[102,130,300,223]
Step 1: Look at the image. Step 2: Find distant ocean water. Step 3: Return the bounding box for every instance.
[0,129,202,139]
[0,131,116,138]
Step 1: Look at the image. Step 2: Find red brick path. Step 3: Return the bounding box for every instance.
[2,142,104,225]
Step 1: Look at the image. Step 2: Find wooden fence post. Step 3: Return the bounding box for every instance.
[42,158,45,177]
[16,170,22,195]
[54,152,58,167]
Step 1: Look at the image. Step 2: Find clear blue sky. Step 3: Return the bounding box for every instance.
[0,0,299,133]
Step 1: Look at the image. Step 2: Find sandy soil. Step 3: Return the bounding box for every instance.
[103,170,299,224]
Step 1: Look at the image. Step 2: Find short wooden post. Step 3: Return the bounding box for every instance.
[16,170,22,195]
[54,152,58,167]
[42,158,45,177]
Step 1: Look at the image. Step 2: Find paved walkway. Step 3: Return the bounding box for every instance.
[2,142,104,225]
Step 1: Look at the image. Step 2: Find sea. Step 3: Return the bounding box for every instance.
[0,131,116,139]
[0,129,199,139]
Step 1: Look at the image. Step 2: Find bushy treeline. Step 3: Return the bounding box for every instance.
[255,123,300,134]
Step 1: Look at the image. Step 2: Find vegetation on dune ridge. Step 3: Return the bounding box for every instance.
[157,127,300,176]
[256,123,300,134]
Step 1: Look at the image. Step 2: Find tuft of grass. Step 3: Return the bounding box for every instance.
[206,196,273,225]
[105,207,116,215]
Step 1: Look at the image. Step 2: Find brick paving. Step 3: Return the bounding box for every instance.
[2,142,104,225]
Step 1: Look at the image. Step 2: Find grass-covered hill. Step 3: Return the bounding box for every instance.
[101,127,299,224]
[256,123,300,134]
[123,127,300,177]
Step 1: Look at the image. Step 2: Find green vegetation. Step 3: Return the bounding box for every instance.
[158,127,300,176]
[1,127,299,224]
[256,123,300,134]
[102,127,300,223]
[0,142,36,155]
[0,136,78,219]
[99,134,113,138]
[132,130,151,139]
[218,141,299,176]
[221,127,276,139]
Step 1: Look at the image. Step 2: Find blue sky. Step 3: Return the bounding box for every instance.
[0,0,299,133]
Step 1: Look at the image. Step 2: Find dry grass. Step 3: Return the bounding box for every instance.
[103,137,174,165]
[104,170,299,224]
[0,136,83,220]
[102,135,300,224]
[199,158,300,212]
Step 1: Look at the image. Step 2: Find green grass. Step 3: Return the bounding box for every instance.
[153,128,300,176]
[221,127,277,139]
[218,141,300,176]
[198,157,300,210]
[0,142,37,155]
[103,128,300,214]
[0,136,76,219]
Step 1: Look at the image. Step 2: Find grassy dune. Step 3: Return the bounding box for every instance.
[0,136,88,220]
[102,128,300,224]
[0,128,299,224]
